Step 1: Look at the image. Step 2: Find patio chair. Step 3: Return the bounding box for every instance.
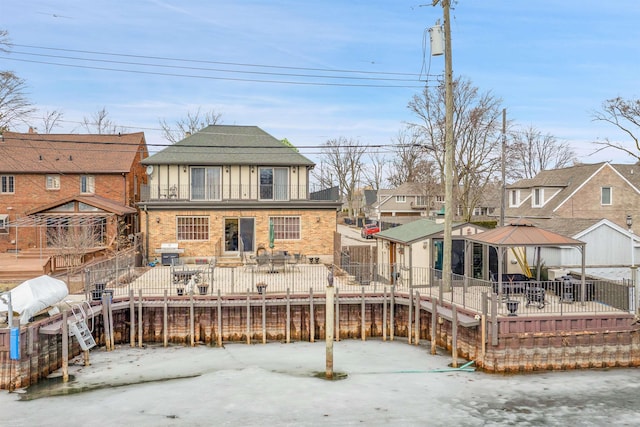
[242,251,258,272]
[255,255,270,272]
[206,258,216,283]
[289,253,304,272]
[271,254,287,273]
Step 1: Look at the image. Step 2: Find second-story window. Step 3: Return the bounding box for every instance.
[1,175,14,194]
[80,175,95,194]
[191,167,221,201]
[533,188,543,207]
[260,167,288,200]
[396,195,406,203]
[601,187,612,205]
[415,196,428,206]
[509,190,519,207]
[46,175,60,190]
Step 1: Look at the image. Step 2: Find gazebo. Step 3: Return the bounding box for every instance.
[465,220,588,302]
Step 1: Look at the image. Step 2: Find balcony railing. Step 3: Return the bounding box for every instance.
[140,184,338,202]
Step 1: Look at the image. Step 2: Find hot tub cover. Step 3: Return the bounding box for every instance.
[0,275,69,324]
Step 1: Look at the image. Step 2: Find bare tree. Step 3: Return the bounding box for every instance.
[159,107,222,143]
[47,221,103,286]
[592,97,640,162]
[508,125,576,180]
[81,107,120,134]
[40,110,64,134]
[408,77,504,221]
[0,30,10,53]
[316,137,366,218]
[386,129,439,187]
[362,151,386,191]
[0,31,36,131]
[0,71,35,132]
[310,161,336,191]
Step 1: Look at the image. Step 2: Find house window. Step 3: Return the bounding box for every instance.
[191,167,221,201]
[601,187,612,205]
[415,196,428,206]
[46,175,60,190]
[396,195,406,203]
[435,195,445,203]
[532,188,543,207]
[177,216,209,241]
[0,176,14,193]
[80,175,95,194]
[0,214,8,233]
[270,216,300,240]
[509,190,519,207]
[260,167,289,200]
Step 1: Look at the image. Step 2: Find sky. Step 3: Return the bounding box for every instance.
[2,1,640,166]
[2,340,640,426]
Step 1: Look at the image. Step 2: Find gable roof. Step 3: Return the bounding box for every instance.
[505,162,640,218]
[376,218,483,245]
[25,194,137,216]
[143,125,315,166]
[0,131,146,174]
[376,182,428,200]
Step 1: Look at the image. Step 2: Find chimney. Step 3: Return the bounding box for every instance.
[28,127,37,134]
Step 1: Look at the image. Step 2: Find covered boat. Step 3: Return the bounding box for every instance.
[0,275,69,324]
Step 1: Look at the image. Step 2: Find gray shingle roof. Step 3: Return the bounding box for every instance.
[505,163,606,218]
[143,125,315,166]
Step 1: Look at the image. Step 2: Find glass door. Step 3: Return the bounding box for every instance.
[224,217,255,254]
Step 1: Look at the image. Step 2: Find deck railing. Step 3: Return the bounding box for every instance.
[140,184,336,202]
[82,261,635,317]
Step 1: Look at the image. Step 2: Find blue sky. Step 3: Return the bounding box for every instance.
[2,1,640,165]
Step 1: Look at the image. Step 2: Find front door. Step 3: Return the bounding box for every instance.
[224,218,255,254]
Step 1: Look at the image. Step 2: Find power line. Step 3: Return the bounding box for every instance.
[2,56,428,89]
[12,43,439,78]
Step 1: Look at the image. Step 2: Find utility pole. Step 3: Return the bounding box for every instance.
[433,0,454,292]
[500,108,506,227]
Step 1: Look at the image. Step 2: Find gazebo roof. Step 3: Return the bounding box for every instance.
[465,220,585,248]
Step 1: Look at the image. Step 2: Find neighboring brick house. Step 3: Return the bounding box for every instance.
[504,162,640,278]
[505,162,640,233]
[139,125,341,262]
[0,130,148,253]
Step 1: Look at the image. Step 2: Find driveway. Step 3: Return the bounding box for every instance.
[337,224,377,245]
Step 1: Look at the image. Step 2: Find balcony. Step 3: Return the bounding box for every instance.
[140,184,338,202]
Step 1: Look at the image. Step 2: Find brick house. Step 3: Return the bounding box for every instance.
[139,125,341,263]
[503,162,640,278]
[0,130,148,253]
[505,162,640,233]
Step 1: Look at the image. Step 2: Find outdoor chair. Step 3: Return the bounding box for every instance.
[206,258,216,283]
[289,253,303,272]
[255,255,270,272]
[270,255,287,273]
[242,252,257,272]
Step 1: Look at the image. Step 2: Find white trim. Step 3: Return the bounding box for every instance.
[553,162,639,212]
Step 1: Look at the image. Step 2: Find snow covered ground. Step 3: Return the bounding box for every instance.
[2,340,639,426]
